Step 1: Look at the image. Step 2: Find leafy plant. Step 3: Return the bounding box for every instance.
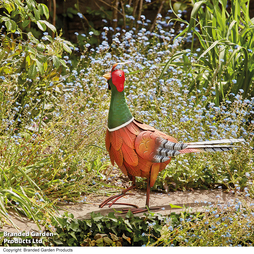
[0,0,55,36]
[0,0,74,129]
[163,0,254,105]
[1,211,172,246]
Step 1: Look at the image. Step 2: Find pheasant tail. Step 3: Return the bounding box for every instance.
[180,138,244,154]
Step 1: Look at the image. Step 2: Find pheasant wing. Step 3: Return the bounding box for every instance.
[135,130,186,163]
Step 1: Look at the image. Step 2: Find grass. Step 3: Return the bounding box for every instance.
[0,0,254,246]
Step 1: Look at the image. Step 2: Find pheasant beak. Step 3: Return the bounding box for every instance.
[103,72,111,80]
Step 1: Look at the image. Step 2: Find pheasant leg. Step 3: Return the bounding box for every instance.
[121,175,160,214]
[99,184,138,208]
[99,175,160,214]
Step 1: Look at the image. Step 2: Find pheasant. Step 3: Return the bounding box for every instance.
[99,62,244,214]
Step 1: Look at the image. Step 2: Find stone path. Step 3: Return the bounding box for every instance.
[1,189,242,233]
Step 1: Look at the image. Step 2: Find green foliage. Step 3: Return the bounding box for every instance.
[0,75,109,228]
[172,0,192,13]
[62,7,78,19]
[165,0,254,105]
[0,30,73,129]
[0,0,55,36]
[0,0,74,129]
[1,211,172,246]
[46,211,167,246]
[0,0,108,229]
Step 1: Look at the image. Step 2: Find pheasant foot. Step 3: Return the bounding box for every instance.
[121,206,161,214]
[99,184,137,209]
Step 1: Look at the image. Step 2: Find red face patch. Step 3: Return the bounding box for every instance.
[111,70,125,92]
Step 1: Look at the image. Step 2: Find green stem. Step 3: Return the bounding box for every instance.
[38,82,49,134]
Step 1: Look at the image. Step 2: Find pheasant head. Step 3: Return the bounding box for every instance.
[103,62,133,131]
[103,62,130,92]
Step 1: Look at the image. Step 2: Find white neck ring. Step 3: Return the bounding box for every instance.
[107,117,134,132]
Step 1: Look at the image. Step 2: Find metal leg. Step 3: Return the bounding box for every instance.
[99,176,138,209]
[99,184,137,208]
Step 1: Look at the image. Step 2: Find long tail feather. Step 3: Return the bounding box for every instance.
[152,138,244,160]
[181,138,244,154]
[186,138,245,146]
[186,145,239,149]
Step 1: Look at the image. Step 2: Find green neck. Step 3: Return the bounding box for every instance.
[108,79,133,130]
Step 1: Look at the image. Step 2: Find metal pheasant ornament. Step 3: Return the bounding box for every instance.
[99,62,244,214]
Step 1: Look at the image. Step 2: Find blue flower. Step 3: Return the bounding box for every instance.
[77,12,83,19]
[246,172,250,177]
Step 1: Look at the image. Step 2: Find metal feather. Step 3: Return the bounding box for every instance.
[157,137,187,150]
[153,155,171,163]
[156,147,181,157]
[186,138,244,146]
